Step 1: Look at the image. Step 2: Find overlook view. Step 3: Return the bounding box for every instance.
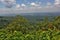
[0,0,60,40]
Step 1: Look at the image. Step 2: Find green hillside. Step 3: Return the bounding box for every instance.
[0,16,60,40]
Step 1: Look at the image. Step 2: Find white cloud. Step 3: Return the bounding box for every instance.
[30,2,37,6]
[31,2,41,6]
[16,4,20,8]
[0,0,4,2]
[0,0,16,8]
[0,0,60,9]
[54,0,60,7]
[21,4,26,7]
[31,3,36,6]
[30,2,41,9]
[55,0,60,5]
[45,2,52,8]
[0,7,60,14]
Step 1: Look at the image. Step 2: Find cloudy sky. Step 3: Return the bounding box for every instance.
[0,0,60,13]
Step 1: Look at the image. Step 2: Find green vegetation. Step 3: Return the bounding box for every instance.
[0,15,60,40]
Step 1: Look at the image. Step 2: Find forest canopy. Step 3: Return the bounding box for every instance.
[0,15,60,40]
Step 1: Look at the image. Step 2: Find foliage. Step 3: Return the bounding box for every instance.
[0,16,60,40]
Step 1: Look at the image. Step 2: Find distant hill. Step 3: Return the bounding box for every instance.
[0,12,60,16]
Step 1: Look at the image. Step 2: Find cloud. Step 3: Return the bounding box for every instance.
[0,0,4,2]
[45,2,52,8]
[19,4,26,9]
[30,2,39,7]
[54,0,60,7]
[30,2,41,8]
[0,7,60,14]
[21,4,26,7]
[16,4,20,8]
[30,2,37,7]
[0,0,16,8]
[30,2,36,6]
[0,0,60,10]
[55,0,60,5]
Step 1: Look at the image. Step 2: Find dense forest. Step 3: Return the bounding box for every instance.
[0,15,60,40]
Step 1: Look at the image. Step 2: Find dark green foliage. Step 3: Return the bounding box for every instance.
[0,16,60,40]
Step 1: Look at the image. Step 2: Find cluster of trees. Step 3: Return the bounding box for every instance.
[0,16,60,40]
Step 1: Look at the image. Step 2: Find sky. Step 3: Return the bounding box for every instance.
[0,0,60,13]
[0,0,55,8]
